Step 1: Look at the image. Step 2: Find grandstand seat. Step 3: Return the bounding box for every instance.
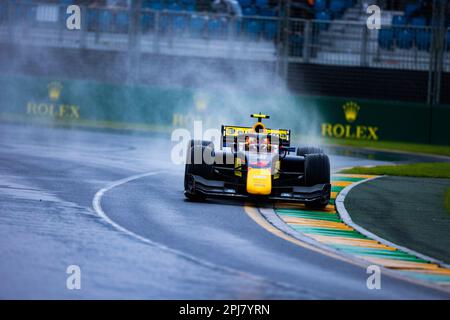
[315,11,331,31]
[314,0,327,12]
[172,15,188,33]
[159,14,171,32]
[238,0,253,7]
[246,19,262,39]
[243,6,257,16]
[392,15,406,37]
[142,1,152,9]
[149,1,164,11]
[86,8,97,31]
[263,20,277,40]
[190,15,207,36]
[378,28,394,49]
[115,11,129,33]
[411,16,427,27]
[11,1,35,23]
[99,10,113,32]
[259,6,277,17]
[208,17,227,38]
[416,30,431,51]
[404,3,420,18]
[329,0,346,17]
[392,15,406,26]
[396,28,414,49]
[255,0,268,7]
[167,2,182,11]
[181,0,197,5]
[141,12,154,31]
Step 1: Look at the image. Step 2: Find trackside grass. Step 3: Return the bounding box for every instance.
[321,138,450,157]
[340,162,450,179]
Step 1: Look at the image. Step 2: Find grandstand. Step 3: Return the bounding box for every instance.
[0,0,448,103]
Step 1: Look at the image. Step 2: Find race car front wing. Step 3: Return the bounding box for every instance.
[186,174,331,203]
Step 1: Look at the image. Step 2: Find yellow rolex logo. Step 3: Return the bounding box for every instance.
[48,81,62,101]
[193,92,208,112]
[343,101,360,123]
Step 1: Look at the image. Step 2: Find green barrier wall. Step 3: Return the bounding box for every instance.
[0,75,448,145]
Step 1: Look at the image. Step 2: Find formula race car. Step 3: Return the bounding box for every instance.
[184,114,331,207]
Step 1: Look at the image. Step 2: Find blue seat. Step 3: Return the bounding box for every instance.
[378,28,394,49]
[208,18,226,37]
[190,15,207,36]
[115,11,129,32]
[246,19,262,39]
[404,3,419,18]
[172,15,187,32]
[392,15,406,26]
[411,16,427,26]
[238,0,253,7]
[259,6,277,17]
[263,20,277,39]
[315,11,331,31]
[159,14,171,32]
[99,10,113,32]
[142,0,152,9]
[149,1,164,10]
[167,3,182,11]
[314,0,327,11]
[416,30,431,51]
[243,6,257,16]
[255,0,268,7]
[396,28,413,49]
[181,0,196,5]
[330,0,345,16]
[86,8,99,31]
[392,15,406,37]
[141,12,154,31]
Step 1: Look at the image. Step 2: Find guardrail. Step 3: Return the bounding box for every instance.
[285,19,450,72]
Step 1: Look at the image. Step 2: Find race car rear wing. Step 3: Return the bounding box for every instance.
[221,125,291,149]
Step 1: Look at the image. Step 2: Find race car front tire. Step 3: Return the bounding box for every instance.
[184,144,214,201]
[304,153,330,208]
[304,153,330,186]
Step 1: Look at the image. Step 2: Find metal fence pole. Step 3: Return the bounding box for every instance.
[80,5,87,49]
[360,23,368,67]
[128,0,142,83]
[427,0,447,143]
[302,20,311,63]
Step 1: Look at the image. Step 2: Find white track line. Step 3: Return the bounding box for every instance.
[92,171,315,297]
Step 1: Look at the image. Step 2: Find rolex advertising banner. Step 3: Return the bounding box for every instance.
[0,75,448,145]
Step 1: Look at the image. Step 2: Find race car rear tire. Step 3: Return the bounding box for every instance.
[297,146,324,156]
[189,139,215,150]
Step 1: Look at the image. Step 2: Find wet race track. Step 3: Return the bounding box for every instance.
[0,123,449,299]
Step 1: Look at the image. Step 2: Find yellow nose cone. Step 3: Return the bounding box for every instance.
[247,168,272,195]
